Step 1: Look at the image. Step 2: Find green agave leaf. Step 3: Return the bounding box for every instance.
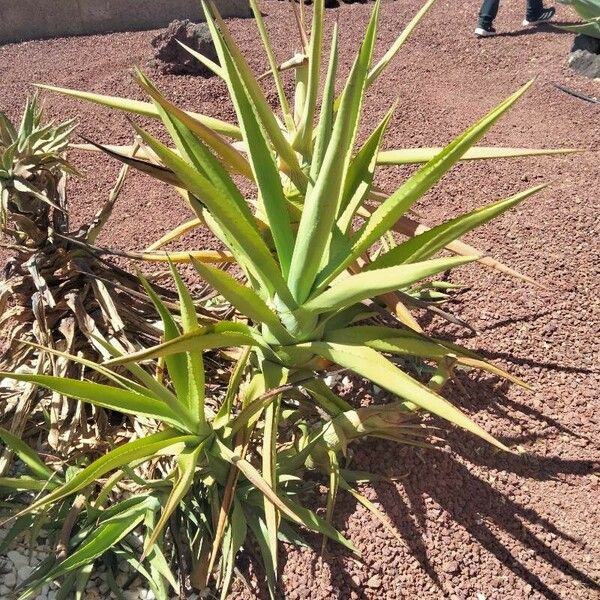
[316,80,535,291]
[143,442,206,554]
[214,346,251,429]
[217,42,295,276]
[368,184,546,269]
[338,478,403,544]
[302,256,475,315]
[192,259,292,344]
[134,69,252,178]
[176,40,224,78]
[0,373,189,430]
[133,91,256,230]
[303,378,353,414]
[13,430,198,518]
[0,477,52,492]
[558,0,600,20]
[0,426,53,480]
[288,0,381,303]
[281,497,356,552]
[138,272,191,409]
[323,325,530,389]
[367,0,437,86]
[337,105,396,234]
[169,263,206,428]
[25,338,158,397]
[245,512,276,597]
[296,341,510,450]
[203,1,305,187]
[377,145,582,165]
[248,0,293,127]
[294,0,324,153]
[220,498,248,600]
[104,322,260,368]
[131,123,295,306]
[214,438,304,527]
[0,515,37,554]
[323,448,340,546]
[556,15,600,36]
[310,22,339,180]
[260,360,288,573]
[35,84,242,139]
[72,563,94,600]
[227,379,282,436]
[111,547,170,600]
[17,496,160,600]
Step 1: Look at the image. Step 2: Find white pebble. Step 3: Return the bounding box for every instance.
[0,584,12,595]
[17,565,34,583]
[4,572,16,587]
[7,550,27,567]
[324,374,339,386]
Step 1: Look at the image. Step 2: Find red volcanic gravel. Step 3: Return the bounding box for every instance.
[1,0,599,598]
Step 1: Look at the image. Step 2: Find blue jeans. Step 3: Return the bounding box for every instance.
[478,0,544,26]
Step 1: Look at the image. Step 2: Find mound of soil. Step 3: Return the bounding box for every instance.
[0,1,599,598]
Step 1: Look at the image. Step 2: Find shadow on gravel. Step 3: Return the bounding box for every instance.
[445,373,594,444]
[374,451,599,600]
[315,435,599,600]
[493,22,575,38]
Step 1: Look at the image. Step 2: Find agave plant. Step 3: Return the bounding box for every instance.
[1,0,576,595]
[27,0,575,585]
[0,95,76,245]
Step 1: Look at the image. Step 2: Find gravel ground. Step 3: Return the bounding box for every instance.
[1,0,599,598]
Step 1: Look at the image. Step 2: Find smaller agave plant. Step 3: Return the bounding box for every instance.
[0,95,76,245]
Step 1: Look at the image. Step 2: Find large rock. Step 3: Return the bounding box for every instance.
[568,49,600,79]
[151,19,218,76]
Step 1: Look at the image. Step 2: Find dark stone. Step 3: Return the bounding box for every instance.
[571,33,600,55]
[151,19,218,76]
[568,49,600,79]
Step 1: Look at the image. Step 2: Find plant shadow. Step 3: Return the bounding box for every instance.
[256,367,599,599]
[492,22,576,38]
[312,436,599,600]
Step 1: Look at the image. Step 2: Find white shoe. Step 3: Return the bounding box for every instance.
[475,26,497,37]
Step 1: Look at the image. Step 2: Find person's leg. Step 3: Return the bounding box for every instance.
[478,0,500,27]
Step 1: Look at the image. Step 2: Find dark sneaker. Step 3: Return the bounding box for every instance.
[522,7,555,26]
[475,25,497,37]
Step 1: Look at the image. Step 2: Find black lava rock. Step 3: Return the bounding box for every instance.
[151,20,218,76]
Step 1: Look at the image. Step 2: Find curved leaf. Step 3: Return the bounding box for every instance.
[296,341,511,451]
[303,256,475,315]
